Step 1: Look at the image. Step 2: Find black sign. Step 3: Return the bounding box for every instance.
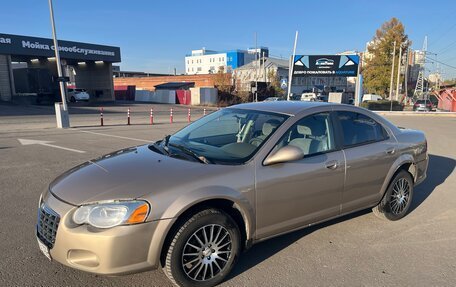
[54,76,70,82]
[293,55,359,77]
[0,33,121,62]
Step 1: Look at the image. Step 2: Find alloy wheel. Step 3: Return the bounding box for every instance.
[390,178,411,214]
[181,224,232,282]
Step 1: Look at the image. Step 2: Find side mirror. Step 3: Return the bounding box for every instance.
[263,145,304,166]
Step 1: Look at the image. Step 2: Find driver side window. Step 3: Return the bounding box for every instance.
[274,112,335,156]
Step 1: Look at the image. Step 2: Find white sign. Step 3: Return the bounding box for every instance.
[280,79,288,90]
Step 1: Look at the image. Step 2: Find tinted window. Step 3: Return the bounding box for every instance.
[273,112,334,156]
[337,111,388,147]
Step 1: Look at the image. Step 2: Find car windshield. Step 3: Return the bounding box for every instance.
[151,108,288,165]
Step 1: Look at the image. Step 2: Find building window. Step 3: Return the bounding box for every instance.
[197,67,202,72]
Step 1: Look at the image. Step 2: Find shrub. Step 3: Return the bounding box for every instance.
[360,100,403,111]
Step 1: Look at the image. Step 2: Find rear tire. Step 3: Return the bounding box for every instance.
[70,96,76,103]
[163,209,240,287]
[373,170,414,221]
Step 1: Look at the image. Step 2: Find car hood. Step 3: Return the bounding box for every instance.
[49,145,231,205]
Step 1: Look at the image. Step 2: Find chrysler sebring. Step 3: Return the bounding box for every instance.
[36,102,428,286]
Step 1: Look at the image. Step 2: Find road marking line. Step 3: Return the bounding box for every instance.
[18,138,86,154]
[75,129,151,143]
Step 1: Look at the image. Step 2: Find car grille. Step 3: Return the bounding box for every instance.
[36,203,60,249]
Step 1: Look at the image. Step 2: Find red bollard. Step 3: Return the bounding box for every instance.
[187,108,191,123]
[150,108,154,125]
[100,107,104,126]
[170,108,173,123]
[203,108,206,116]
[127,108,131,125]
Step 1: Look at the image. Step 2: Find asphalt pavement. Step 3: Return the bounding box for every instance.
[0,103,455,287]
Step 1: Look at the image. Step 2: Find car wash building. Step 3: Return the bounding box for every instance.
[0,33,121,103]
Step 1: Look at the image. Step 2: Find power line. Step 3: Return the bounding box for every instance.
[437,39,456,55]
[425,56,456,70]
[428,22,456,48]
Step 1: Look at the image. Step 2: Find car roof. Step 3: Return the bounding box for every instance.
[228,101,330,116]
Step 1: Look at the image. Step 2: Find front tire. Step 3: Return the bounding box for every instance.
[373,170,414,221]
[163,209,240,287]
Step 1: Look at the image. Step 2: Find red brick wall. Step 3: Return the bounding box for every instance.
[113,74,226,91]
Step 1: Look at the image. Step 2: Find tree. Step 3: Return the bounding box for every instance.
[363,18,411,97]
[267,70,285,96]
[213,66,232,94]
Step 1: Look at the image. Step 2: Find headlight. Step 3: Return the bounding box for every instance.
[73,200,150,229]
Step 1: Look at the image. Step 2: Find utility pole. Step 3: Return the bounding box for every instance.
[48,0,69,128]
[389,41,396,111]
[395,43,403,101]
[404,48,410,103]
[262,51,266,82]
[389,41,396,101]
[254,32,258,102]
[287,31,299,100]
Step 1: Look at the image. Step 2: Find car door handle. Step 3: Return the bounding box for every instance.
[385,148,396,155]
[325,160,338,170]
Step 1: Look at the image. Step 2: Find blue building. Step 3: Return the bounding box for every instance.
[185,47,268,74]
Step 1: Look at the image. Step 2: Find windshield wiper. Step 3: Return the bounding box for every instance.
[151,135,171,155]
[169,143,211,164]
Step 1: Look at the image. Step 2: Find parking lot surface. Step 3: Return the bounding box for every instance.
[0,103,455,286]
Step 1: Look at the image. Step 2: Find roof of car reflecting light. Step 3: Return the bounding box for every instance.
[228,101,330,116]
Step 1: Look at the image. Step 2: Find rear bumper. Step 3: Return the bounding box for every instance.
[415,155,428,186]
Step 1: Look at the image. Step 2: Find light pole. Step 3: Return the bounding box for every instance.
[395,42,404,102]
[389,41,396,111]
[287,31,299,101]
[48,0,70,128]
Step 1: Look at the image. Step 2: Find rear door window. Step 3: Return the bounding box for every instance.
[336,111,388,147]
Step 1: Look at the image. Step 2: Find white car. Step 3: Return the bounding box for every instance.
[67,88,90,102]
[362,94,383,102]
[300,93,317,101]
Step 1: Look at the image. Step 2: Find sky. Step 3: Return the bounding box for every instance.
[1,0,456,79]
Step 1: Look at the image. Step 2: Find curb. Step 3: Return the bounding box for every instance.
[374,111,456,117]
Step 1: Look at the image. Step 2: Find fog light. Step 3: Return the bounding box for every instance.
[67,249,99,268]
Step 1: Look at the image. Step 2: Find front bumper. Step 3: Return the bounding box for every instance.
[37,191,173,275]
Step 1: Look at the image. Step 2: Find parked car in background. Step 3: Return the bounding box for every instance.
[413,99,433,112]
[36,102,428,287]
[67,88,90,102]
[362,94,383,102]
[301,92,318,101]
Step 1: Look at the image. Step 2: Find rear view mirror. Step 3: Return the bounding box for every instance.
[263,145,304,166]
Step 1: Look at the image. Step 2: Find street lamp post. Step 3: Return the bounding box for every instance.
[48,0,70,128]
[389,41,396,111]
